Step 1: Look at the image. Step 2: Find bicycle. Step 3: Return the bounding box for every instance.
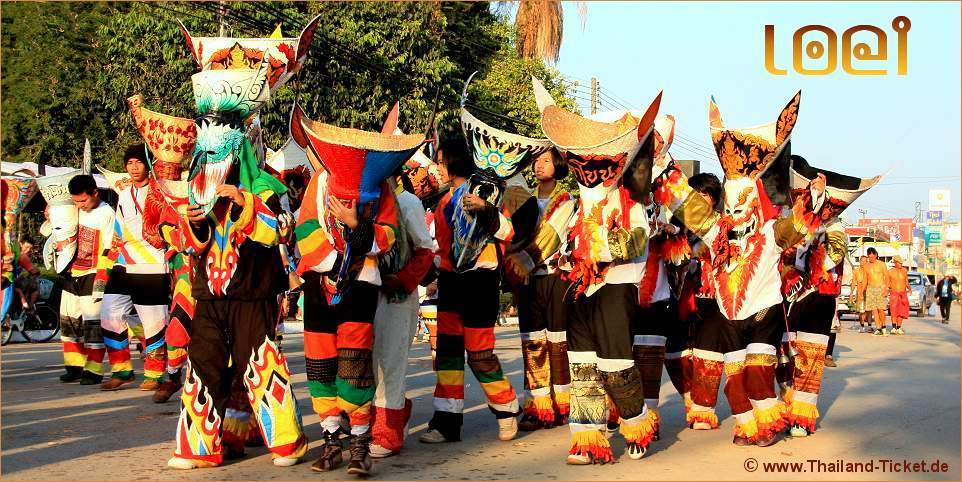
[2,278,60,345]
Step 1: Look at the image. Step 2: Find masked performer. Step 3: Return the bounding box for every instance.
[629,116,691,441]
[292,102,424,475]
[532,77,663,464]
[505,148,577,432]
[419,83,547,445]
[652,92,830,447]
[779,155,878,437]
[1,176,39,324]
[125,94,201,402]
[676,173,727,431]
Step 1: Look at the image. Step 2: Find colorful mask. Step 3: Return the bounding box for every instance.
[36,170,81,273]
[711,92,800,238]
[1,176,39,284]
[789,155,881,223]
[188,67,271,215]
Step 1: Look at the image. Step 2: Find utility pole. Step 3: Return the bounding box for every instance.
[218,0,226,36]
[590,77,598,115]
[911,201,921,269]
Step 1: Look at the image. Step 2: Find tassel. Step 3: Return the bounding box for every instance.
[569,429,614,464]
[733,417,759,441]
[525,395,556,424]
[686,409,719,429]
[683,393,693,414]
[553,390,571,416]
[607,397,620,424]
[647,408,661,434]
[754,402,789,439]
[619,413,656,447]
[789,400,820,433]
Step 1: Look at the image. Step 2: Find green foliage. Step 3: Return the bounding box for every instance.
[2,1,576,189]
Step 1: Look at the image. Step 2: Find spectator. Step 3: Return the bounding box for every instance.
[862,248,890,336]
[887,256,910,335]
[935,275,958,324]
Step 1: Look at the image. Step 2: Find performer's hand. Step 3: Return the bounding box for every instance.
[328,197,359,229]
[462,193,488,213]
[186,204,208,227]
[381,274,403,293]
[216,185,245,207]
[810,173,827,196]
[425,280,438,297]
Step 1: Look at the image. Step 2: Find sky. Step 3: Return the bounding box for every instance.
[543,1,961,223]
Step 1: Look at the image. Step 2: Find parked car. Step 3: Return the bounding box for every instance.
[837,284,854,317]
[907,271,935,316]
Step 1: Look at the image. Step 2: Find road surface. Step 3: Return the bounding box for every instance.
[2,310,959,480]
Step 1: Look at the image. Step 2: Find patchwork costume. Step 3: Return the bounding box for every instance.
[425,90,541,442]
[533,77,663,463]
[653,92,825,445]
[291,102,423,472]
[1,176,39,322]
[167,18,319,469]
[95,168,173,385]
[778,155,879,436]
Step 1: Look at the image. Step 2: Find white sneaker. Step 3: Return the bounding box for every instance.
[272,456,299,467]
[167,457,199,470]
[692,422,712,430]
[882,328,890,336]
[418,429,448,443]
[498,417,518,441]
[369,443,398,458]
[626,442,647,460]
[566,453,592,465]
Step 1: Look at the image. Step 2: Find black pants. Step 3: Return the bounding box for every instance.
[188,298,278,417]
[939,298,953,321]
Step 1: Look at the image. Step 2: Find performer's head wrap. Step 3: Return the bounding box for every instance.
[788,155,882,223]
[709,91,800,236]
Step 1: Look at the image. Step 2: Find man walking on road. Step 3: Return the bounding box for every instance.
[863,248,889,336]
[936,275,957,324]
[887,256,909,335]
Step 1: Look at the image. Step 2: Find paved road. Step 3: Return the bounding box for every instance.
[2,310,959,480]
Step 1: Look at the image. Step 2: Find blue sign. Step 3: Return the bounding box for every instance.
[927,210,943,226]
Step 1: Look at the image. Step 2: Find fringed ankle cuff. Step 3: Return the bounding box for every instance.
[686,409,719,429]
[569,430,614,464]
[620,414,656,448]
[553,390,571,416]
[754,402,789,439]
[524,395,556,424]
[789,400,819,433]
[734,417,759,441]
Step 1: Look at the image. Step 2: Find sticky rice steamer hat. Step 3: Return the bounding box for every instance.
[289,102,425,207]
[789,154,882,222]
[710,91,800,181]
[460,74,552,180]
[178,15,321,94]
[532,76,661,198]
[127,94,197,182]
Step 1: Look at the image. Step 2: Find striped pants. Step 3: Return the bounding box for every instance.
[631,300,674,435]
[59,274,105,378]
[782,293,834,433]
[428,270,519,441]
[302,273,378,436]
[517,273,571,424]
[100,268,171,381]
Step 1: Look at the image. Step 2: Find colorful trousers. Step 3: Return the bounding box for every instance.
[631,299,674,433]
[302,272,378,437]
[566,283,655,463]
[420,297,438,357]
[690,302,787,440]
[59,273,105,378]
[429,270,519,441]
[517,272,572,424]
[173,298,306,466]
[664,303,694,415]
[101,268,171,381]
[782,293,834,433]
[688,297,724,429]
[371,290,419,452]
